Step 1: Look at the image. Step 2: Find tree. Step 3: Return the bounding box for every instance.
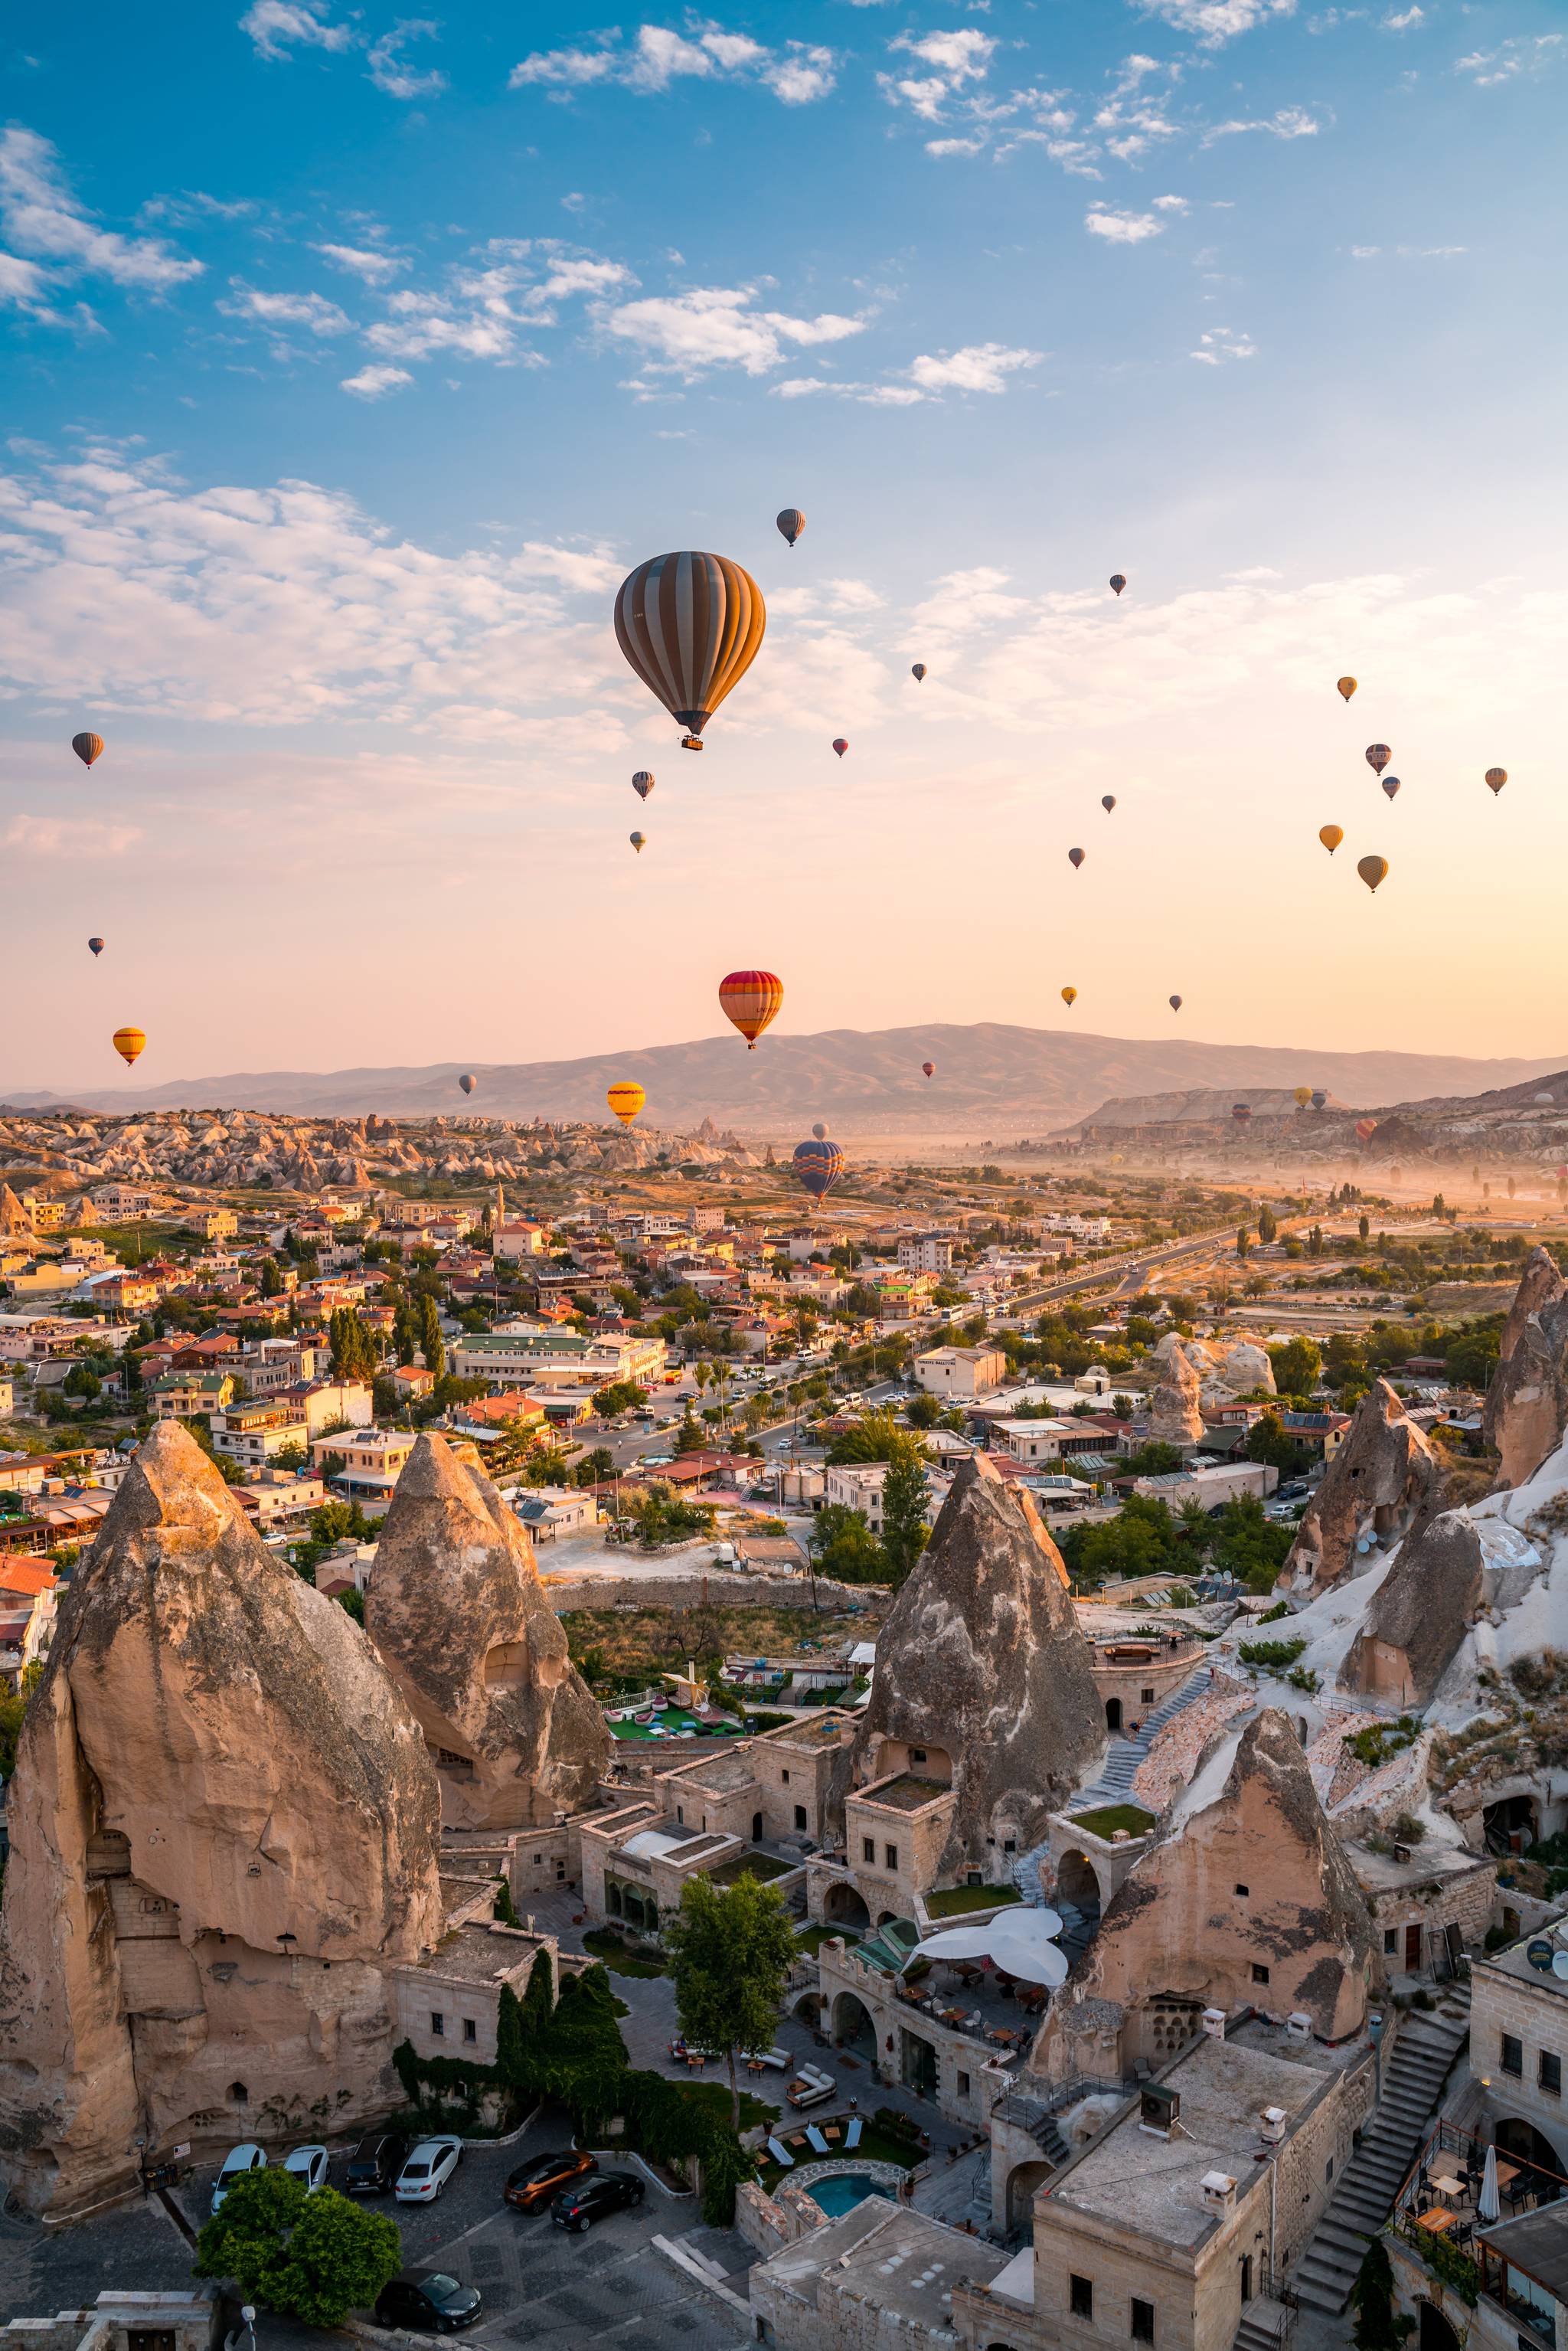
[574,1447,614,1488]
[1308,1224,1324,1258]
[1358,1212,1370,1242]
[1235,1227,1250,1261]
[194,2170,400,2330]
[880,1444,930,1589]
[62,1362,101,1401]
[905,1390,941,1429]
[1060,1495,1185,1587]
[663,1874,797,2128]
[1348,2237,1408,2351]
[259,1256,283,1300]
[1210,1494,1294,1593]
[807,1502,890,1586]
[593,1380,648,1418]
[1243,1413,1314,1479]
[335,1586,365,1624]
[1268,1336,1321,1398]
[826,1408,904,1465]
[673,1408,707,1455]
[1120,1440,1185,1477]
[1256,1204,1278,1245]
[417,1295,445,1382]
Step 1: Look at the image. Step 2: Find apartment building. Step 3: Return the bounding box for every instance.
[897,1232,956,1275]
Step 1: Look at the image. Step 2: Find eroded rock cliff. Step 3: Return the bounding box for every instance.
[1340,1509,1485,1707]
[1485,1247,1568,1490]
[1281,1378,1438,1597]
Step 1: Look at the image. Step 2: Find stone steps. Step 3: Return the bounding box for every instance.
[1069,1667,1214,1813]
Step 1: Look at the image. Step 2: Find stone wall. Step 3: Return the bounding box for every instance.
[548,1571,886,1616]
[1468,1957,1568,2171]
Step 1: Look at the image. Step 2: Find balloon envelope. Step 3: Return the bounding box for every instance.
[87,936,104,956]
[1102,794,1116,813]
[812,1121,828,1140]
[1356,1118,1377,1142]
[1061,986,1077,1008]
[1365,743,1391,775]
[71,731,104,768]
[1357,854,1389,894]
[632,770,655,801]
[1337,677,1357,702]
[832,737,848,757]
[607,1081,645,1126]
[459,1074,476,1096]
[113,1026,145,1067]
[776,508,804,548]
[614,551,765,744]
[1318,824,1344,855]
[910,662,926,682]
[719,970,783,1049]
[629,831,646,852]
[1232,1103,1252,1122]
[922,1061,935,1079]
[1068,846,1085,869]
[1168,994,1183,1012]
[1109,574,1126,596]
[1382,776,1400,800]
[1294,1087,1312,1107]
[1311,1089,1328,1110]
[793,1137,844,1199]
[1485,767,1508,794]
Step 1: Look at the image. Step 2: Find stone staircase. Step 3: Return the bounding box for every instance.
[1070,1666,1214,1810]
[1233,2298,1292,2351]
[1287,1993,1471,2317]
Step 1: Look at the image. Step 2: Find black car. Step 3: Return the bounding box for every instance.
[551,2170,646,2232]
[375,2271,483,2333]
[345,2130,410,2195]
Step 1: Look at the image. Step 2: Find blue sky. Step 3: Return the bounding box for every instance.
[2,0,1564,1090]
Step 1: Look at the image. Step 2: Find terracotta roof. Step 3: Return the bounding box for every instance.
[0,1560,59,1596]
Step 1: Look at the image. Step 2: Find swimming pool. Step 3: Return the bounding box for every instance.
[807,2173,895,2219]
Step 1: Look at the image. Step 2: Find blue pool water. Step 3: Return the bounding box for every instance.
[807,2173,894,2219]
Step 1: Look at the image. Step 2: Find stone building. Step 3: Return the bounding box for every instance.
[1345,1835,1496,1983]
[1468,1926,1568,2177]
[750,2198,1014,2351]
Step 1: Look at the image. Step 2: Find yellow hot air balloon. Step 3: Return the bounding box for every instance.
[614,551,765,750]
[629,830,646,853]
[1318,824,1344,855]
[1336,677,1357,703]
[1060,986,1077,1009]
[113,1025,145,1067]
[1485,767,1508,796]
[607,1081,645,1126]
[1294,1086,1312,1108]
[1357,854,1389,894]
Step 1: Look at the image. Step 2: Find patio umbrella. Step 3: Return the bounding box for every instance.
[1478,2143,1501,2223]
[909,1911,1070,1990]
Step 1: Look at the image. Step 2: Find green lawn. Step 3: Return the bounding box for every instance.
[1070,1803,1155,1840]
[795,1923,858,1956]
[925,1883,1022,1920]
[710,1850,794,1886]
[756,2121,917,2193]
[581,1928,666,1978]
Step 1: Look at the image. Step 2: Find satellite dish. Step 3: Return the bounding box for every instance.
[1527,1940,1556,1971]
[1552,1952,1568,1983]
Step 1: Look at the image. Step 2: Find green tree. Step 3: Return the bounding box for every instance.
[904,1389,941,1428]
[1268,1336,1321,1398]
[880,1442,931,1589]
[417,1295,445,1383]
[1359,1212,1370,1242]
[1256,1204,1278,1245]
[806,1502,891,1586]
[1210,1494,1294,1593]
[62,1362,101,1401]
[1060,1495,1185,1587]
[826,1408,904,1464]
[1119,1440,1186,1478]
[1243,1413,1314,1479]
[1235,1227,1250,1260]
[1308,1225,1324,1258]
[1348,2237,1408,2351]
[335,1586,365,1624]
[574,1447,615,1487]
[593,1380,648,1417]
[194,2170,400,2330]
[662,1874,797,2129]
[259,1256,283,1300]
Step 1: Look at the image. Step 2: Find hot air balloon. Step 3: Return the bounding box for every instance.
[1109,574,1126,597]
[719,970,783,1050]
[1357,854,1389,894]
[632,770,655,802]
[1169,995,1183,1012]
[459,1073,476,1096]
[629,830,646,854]
[1365,743,1391,777]
[1485,767,1508,796]
[832,738,848,758]
[910,663,926,683]
[1068,847,1085,871]
[87,936,103,957]
[921,1061,935,1079]
[1102,795,1116,813]
[1355,1117,1377,1143]
[1337,677,1357,703]
[1294,1087,1312,1108]
[614,551,765,750]
[71,731,104,769]
[812,1122,827,1140]
[1382,775,1400,801]
[113,1026,145,1068]
[607,1081,645,1126]
[1311,1089,1327,1110]
[1232,1103,1253,1123]
[1535,1093,1554,1107]
[1061,986,1077,1009]
[1319,824,1344,855]
[776,508,804,548]
[792,1136,844,1200]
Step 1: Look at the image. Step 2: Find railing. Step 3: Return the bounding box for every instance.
[1393,2119,1568,2310]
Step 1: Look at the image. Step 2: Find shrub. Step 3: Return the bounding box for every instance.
[194,2170,400,2329]
[1237,1637,1307,1669]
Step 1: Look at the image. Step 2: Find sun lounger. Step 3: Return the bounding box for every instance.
[805,2125,830,2155]
[844,2117,863,2150]
[766,2137,794,2168]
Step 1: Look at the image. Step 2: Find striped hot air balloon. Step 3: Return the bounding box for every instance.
[113,1026,145,1067]
[1232,1103,1253,1123]
[793,1136,844,1199]
[1485,767,1508,796]
[614,551,765,750]
[1355,1118,1377,1143]
[718,970,782,1049]
[1365,743,1391,776]
[629,831,646,854]
[71,731,104,768]
[607,1081,645,1126]
[632,770,655,801]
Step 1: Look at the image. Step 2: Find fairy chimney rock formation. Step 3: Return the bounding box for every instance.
[366,1433,611,1829]
[1341,1509,1485,1707]
[1148,1339,1205,1447]
[852,1451,1102,1872]
[1280,1378,1438,1597]
[0,1422,443,2215]
[1031,1709,1373,2083]
[1485,1247,1568,1490]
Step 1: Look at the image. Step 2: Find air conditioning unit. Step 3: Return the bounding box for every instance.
[1285,2012,1312,2042]
[1200,2171,1239,2214]
[1140,2084,1180,2137]
[1202,2007,1227,2040]
[1259,2107,1287,2146]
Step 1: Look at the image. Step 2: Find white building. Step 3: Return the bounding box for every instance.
[915,1344,1008,1401]
[897,1232,956,1276]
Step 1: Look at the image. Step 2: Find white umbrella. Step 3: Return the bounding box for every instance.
[1478,2143,1501,2224]
[910,1910,1070,1990]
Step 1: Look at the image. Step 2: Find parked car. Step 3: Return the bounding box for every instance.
[395,2137,463,2202]
[551,2170,645,2232]
[786,2065,837,2108]
[374,2271,483,2333]
[283,2143,329,2194]
[345,2130,410,2195]
[505,2148,596,2212]
[211,2143,266,2215]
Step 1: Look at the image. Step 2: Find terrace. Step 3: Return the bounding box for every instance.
[1392,2118,1568,2268]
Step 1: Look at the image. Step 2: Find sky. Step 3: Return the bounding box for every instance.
[1,0,1565,1092]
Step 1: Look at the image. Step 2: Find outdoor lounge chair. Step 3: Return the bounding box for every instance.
[806,2125,830,2155]
[844,2118,863,2150]
[766,2137,794,2168]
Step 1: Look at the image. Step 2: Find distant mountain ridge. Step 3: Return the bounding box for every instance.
[7,1024,1563,1137]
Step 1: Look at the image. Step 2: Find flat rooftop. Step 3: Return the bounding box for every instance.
[1346,1836,1495,1895]
[852,1774,950,1816]
[755,2201,1011,2324]
[763,1715,856,1751]
[672,1751,758,1794]
[1046,2026,1341,2251]
[1477,1927,1568,1999]
[412,1921,551,1985]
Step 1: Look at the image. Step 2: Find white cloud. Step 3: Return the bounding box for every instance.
[880,27,995,121]
[341,362,413,398]
[1191,324,1256,363]
[599,285,864,379]
[220,281,352,335]
[0,128,202,298]
[1135,0,1296,45]
[1204,103,1320,142]
[239,0,353,61]
[907,342,1041,393]
[1152,192,1189,210]
[1455,34,1562,86]
[509,25,837,103]
[1383,6,1422,27]
[1086,205,1165,243]
[354,244,632,368]
[2,814,142,858]
[315,241,404,283]
[0,250,51,312]
[367,21,447,99]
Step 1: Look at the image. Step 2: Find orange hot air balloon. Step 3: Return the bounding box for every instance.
[614,551,765,749]
[1485,767,1508,796]
[1336,677,1357,703]
[71,731,104,768]
[1061,986,1077,1009]
[1067,846,1085,870]
[113,1026,145,1068]
[1365,743,1391,777]
[1294,1086,1312,1108]
[1357,854,1389,894]
[607,1081,645,1126]
[718,970,782,1050]
[921,1061,935,1079]
[1319,824,1344,855]
[910,663,926,683]
[831,737,848,758]
[1355,1118,1377,1143]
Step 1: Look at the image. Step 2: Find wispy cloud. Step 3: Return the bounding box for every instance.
[341,361,413,398]
[1203,104,1321,141]
[219,280,352,335]
[1134,0,1297,45]
[314,240,404,283]
[599,285,863,381]
[1191,323,1256,363]
[1086,204,1165,243]
[880,26,995,121]
[773,342,1042,404]
[1455,33,1562,86]
[1383,6,1423,28]
[0,128,202,307]
[238,0,353,62]
[2,814,143,858]
[509,25,837,104]
[367,20,447,99]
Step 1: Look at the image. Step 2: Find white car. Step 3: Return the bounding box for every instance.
[284,2143,329,2193]
[395,2136,462,2202]
[211,2142,266,2214]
